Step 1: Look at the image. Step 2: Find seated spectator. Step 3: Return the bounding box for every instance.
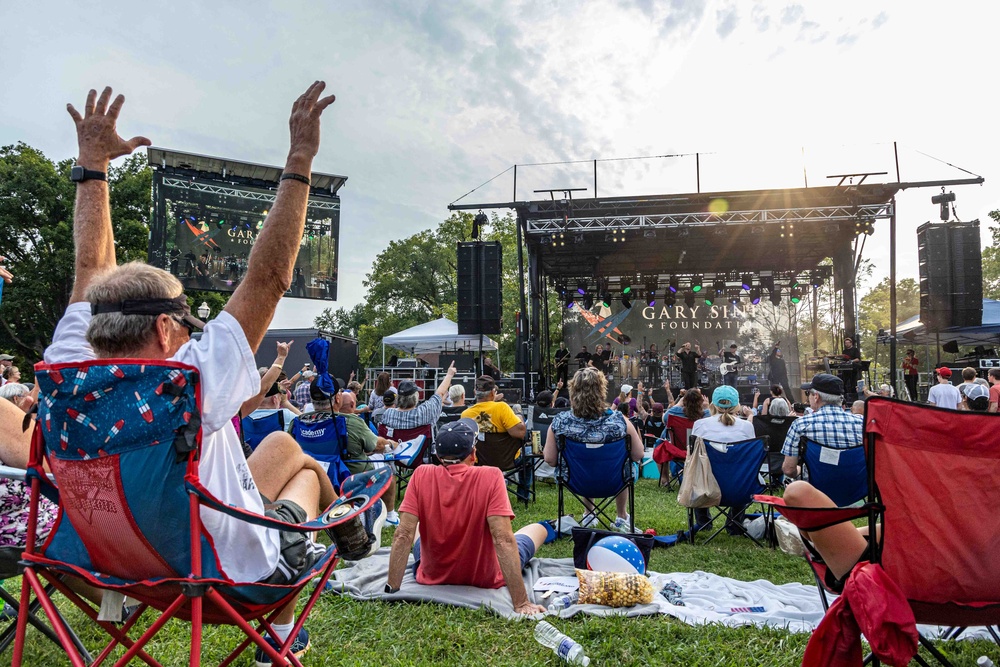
[927,367,962,410]
[989,368,1000,414]
[781,374,863,479]
[851,400,865,415]
[553,396,570,408]
[612,384,637,418]
[667,387,710,421]
[691,385,756,534]
[44,82,339,662]
[863,384,893,400]
[962,383,990,412]
[444,382,466,408]
[384,418,546,615]
[1,365,21,386]
[248,381,300,429]
[534,380,564,410]
[462,375,527,442]
[371,389,396,425]
[752,396,795,479]
[758,384,785,415]
[0,354,13,386]
[0,383,33,413]
[368,372,392,413]
[542,367,643,531]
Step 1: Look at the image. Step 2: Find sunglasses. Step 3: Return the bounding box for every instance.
[171,315,197,335]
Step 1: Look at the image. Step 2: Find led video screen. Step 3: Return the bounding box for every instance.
[150,171,340,300]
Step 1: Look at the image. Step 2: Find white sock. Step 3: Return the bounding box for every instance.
[387,510,398,519]
[271,621,295,643]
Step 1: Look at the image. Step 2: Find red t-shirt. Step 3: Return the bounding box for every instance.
[990,383,1000,410]
[399,464,514,588]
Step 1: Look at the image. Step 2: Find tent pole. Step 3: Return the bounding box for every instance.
[889,196,898,395]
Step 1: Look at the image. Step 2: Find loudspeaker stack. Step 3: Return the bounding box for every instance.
[457,241,503,335]
[917,220,982,331]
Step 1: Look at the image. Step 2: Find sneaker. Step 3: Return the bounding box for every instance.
[365,500,387,557]
[254,627,310,667]
[385,510,399,526]
[580,512,599,528]
[613,516,640,533]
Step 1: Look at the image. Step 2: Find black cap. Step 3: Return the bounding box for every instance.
[435,418,478,462]
[397,380,419,397]
[91,294,205,331]
[310,376,344,401]
[475,375,496,394]
[802,373,845,396]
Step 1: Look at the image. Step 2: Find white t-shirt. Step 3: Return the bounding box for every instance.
[690,414,756,448]
[927,382,963,410]
[44,302,279,583]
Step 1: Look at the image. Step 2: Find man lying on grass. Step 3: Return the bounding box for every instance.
[384,418,547,615]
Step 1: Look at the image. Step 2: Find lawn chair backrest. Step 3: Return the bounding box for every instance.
[530,407,569,448]
[752,414,794,453]
[800,437,868,508]
[641,415,665,448]
[866,397,1000,624]
[666,414,696,449]
[377,423,433,468]
[35,361,219,582]
[241,410,285,451]
[558,435,632,499]
[697,436,768,507]
[290,413,352,492]
[475,431,525,471]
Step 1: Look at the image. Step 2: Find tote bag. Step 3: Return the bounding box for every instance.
[676,436,721,508]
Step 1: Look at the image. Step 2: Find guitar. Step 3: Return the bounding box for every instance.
[718,341,738,375]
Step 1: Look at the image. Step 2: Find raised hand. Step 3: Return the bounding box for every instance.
[287,81,336,162]
[446,361,457,376]
[67,87,151,170]
[276,340,293,358]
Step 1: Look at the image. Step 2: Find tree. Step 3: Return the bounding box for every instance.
[857,276,920,383]
[983,210,1000,300]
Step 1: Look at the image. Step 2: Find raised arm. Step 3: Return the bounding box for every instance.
[66,87,151,303]
[434,362,457,399]
[224,81,336,352]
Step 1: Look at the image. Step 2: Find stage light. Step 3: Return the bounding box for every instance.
[741,274,753,291]
[622,297,632,309]
[583,294,594,309]
[565,296,575,309]
[644,229,656,239]
[622,283,632,295]
[704,295,715,306]
[665,294,676,308]
[602,293,611,308]
[790,287,802,304]
[760,274,774,291]
[669,276,678,293]
[647,289,656,307]
[728,288,741,305]
[749,288,761,305]
[577,282,587,296]
[691,275,703,292]
[684,292,695,308]
[769,288,782,306]
[810,270,824,288]
[714,279,726,294]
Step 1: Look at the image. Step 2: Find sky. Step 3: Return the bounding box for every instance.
[2,1,998,329]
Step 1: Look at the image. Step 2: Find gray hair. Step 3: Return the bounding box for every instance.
[397,392,419,410]
[768,397,790,416]
[813,389,843,406]
[84,262,184,357]
[448,385,466,402]
[0,383,29,402]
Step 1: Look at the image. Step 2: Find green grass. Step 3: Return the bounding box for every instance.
[7,478,999,665]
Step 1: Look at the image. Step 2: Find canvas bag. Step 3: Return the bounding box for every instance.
[676,436,721,508]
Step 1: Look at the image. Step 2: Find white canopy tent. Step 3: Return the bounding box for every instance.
[382,317,498,359]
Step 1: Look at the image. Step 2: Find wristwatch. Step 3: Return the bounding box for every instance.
[70,165,107,183]
[384,583,398,594]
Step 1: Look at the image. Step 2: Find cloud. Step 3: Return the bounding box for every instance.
[751,5,771,32]
[836,32,859,46]
[716,6,740,38]
[781,5,804,25]
[872,11,889,29]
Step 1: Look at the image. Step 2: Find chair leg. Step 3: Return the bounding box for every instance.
[917,633,955,667]
[629,483,635,534]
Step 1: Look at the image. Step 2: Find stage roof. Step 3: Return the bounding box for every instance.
[147,147,348,194]
[517,183,900,283]
[897,299,1000,346]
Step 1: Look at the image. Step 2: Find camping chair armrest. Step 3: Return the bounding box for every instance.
[0,465,56,483]
[753,495,881,532]
[186,480,373,534]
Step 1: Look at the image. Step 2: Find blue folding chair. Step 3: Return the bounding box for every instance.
[290,412,353,493]
[556,435,636,533]
[241,410,287,452]
[799,436,868,508]
[687,436,770,547]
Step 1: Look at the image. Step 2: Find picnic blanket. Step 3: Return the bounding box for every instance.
[331,552,996,641]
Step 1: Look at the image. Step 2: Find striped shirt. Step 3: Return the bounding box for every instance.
[380,394,443,432]
[781,404,864,457]
[292,381,312,409]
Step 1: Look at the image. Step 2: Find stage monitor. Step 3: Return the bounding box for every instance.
[147,148,347,301]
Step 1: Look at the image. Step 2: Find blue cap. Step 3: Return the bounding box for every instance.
[712,385,740,409]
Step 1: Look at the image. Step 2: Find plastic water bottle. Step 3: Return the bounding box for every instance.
[534,620,590,666]
[548,591,579,611]
[977,657,996,667]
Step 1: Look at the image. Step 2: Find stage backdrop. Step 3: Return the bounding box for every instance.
[560,300,802,394]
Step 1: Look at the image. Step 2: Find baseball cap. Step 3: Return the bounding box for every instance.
[397,380,419,396]
[802,373,845,396]
[935,367,952,378]
[309,376,344,401]
[964,383,989,401]
[712,385,740,409]
[435,418,478,462]
[620,384,633,394]
[0,354,12,361]
[302,370,316,379]
[651,402,664,414]
[91,293,205,331]
[475,375,496,394]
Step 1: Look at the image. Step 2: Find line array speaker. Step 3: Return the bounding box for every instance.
[457,241,503,335]
[917,220,982,331]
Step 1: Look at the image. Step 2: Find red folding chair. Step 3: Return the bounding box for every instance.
[652,414,695,490]
[13,360,391,667]
[757,397,1000,666]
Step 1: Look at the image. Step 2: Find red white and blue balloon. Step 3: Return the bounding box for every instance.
[586,536,646,575]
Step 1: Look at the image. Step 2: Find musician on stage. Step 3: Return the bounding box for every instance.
[574,345,590,370]
[719,343,741,388]
[675,341,701,390]
[589,343,612,377]
[767,343,793,400]
[554,341,571,385]
[646,343,661,384]
[840,336,862,395]
[902,349,919,402]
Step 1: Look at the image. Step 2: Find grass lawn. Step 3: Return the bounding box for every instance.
[8,476,999,666]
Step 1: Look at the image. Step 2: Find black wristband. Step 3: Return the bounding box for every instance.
[384,583,398,594]
[280,172,311,186]
[70,165,107,183]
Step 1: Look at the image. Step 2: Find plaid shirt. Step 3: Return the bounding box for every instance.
[781,404,864,457]
[380,394,443,432]
[292,380,312,409]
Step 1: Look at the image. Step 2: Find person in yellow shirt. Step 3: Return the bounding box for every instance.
[461,376,527,439]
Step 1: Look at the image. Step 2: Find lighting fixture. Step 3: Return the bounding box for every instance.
[577,282,587,296]
[669,275,678,293]
[665,294,676,308]
[749,288,761,305]
[684,292,695,308]
[769,288,782,306]
[601,293,611,308]
[741,274,753,291]
[704,294,715,306]
[622,297,632,309]
[691,275,703,292]
[714,279,726,294]
[790,287,802,304]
